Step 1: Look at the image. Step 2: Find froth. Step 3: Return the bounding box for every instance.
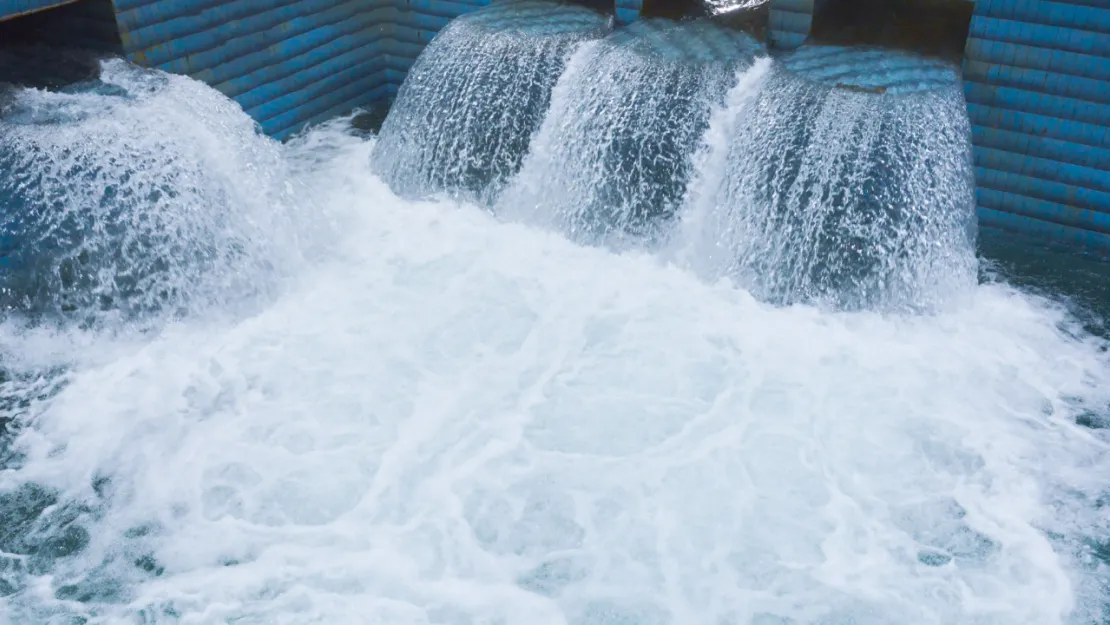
[3,123,1109,624]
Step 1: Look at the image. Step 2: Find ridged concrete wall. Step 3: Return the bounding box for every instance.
[0,0,76,21]
[963,0,1110,250]
[115,0,379,139]
[106,0,493,139]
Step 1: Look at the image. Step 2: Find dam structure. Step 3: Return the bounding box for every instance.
[0,0,1108,252]
[3,1,1110,623]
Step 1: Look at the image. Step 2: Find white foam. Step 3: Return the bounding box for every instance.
[1,65,1109,625]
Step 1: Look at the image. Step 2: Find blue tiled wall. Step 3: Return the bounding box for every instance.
[964,0,1110,250]
[114,0,394,139]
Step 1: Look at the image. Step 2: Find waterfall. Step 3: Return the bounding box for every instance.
[0,60,316,329]
[371,0,608,204]
[497,18,766,248]
[674,46,978,311]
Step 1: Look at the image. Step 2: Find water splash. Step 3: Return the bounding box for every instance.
[0,62,364,617]
[703,0,770,16]
[675,47,978,311]
[372,0,608,204]
[0,60,324,329]
[498,18,765,247]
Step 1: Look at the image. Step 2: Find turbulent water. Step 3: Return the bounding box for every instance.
[1,42,1110,625]
[371,0,608,204]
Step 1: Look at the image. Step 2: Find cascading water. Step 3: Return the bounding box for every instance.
[371,0,608,204]
[498,18,765,246]
[674,47,978,311]
[0,21,1109,625]
[0,61,322,329]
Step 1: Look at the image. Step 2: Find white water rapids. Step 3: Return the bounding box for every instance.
[0,57,1108,625]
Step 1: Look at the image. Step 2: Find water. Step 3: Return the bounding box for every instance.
[499,18,765,246]
[0,43,1109,625]
[371,0,609,204]
[0,62,323,329]
[673,47,977,311]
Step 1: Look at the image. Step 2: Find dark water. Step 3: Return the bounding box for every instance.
[979,228,1110,345]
